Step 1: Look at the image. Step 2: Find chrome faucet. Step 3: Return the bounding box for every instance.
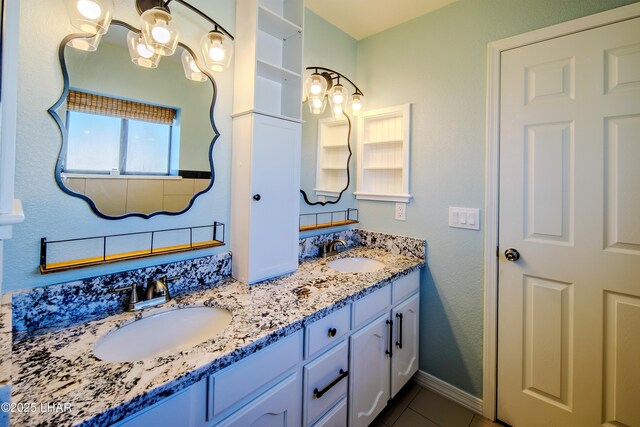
[110,276,180,311]
[319,239,347,258]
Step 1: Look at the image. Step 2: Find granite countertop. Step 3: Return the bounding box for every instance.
[10,247,424,426]
[0,294,11,387]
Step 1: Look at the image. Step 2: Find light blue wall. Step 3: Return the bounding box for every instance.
[3,0,235,291]
[300,11,358,225]
[356,0,638,397]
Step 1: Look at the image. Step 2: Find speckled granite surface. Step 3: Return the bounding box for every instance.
[0,294,11,386]
[298,229,425,261]
[11,252,231,333]
[11,247,424,426]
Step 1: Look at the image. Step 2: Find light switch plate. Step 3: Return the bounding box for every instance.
[395,203,406,221]
[449,207,480,230]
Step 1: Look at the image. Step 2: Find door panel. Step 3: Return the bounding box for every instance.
[391,293,419,398]
[349,314,390,427]
[498,16,640,427]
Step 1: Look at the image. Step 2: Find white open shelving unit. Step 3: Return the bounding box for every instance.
[355,104,412,202]
[235,0,303,122]
[315,116,350,197]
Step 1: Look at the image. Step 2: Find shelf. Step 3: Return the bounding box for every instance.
[256,59,301,83]
[363,166,403,170]
[299,220,358,232]
[362,139,403,146]
[258,6,302,39]
[299,208,359,232]
[40,223,225,274]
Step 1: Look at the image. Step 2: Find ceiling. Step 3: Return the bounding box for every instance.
[305,0,460,40]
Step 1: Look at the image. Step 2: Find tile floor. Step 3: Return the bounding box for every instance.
[371,382,503,427]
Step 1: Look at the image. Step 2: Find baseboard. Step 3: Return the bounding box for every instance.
[413,370,483,415]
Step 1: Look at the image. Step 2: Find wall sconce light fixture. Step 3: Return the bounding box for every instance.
[66,0,234,74]
[304,67,364,118]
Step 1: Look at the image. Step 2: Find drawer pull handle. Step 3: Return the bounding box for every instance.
[395,313,404,349]
[327,327,337,337]
[313,369,349,399]
[385,319,393,357]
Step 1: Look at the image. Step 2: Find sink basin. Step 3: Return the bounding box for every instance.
[327,257,385,273]
[94,306,232,362]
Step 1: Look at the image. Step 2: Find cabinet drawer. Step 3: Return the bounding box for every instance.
[305,305,350,359]
[210,331,301,418]
[216,373,300,427]
[311,398,347,427]
[352,284,391,329]
[392,270,419,304]
[303,341,348,425]
[113,379,206,427]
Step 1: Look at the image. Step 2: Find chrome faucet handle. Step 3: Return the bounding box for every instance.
[319,242,329,258]
[108,283,140,310]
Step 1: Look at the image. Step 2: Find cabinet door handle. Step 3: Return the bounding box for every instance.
[327,327,337,337]
[313,369,349,399]
[385,319,393,357]
[252,194,261,201]
[395,313,404,349]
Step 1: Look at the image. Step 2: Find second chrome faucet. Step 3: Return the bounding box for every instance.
[319,239,347,258]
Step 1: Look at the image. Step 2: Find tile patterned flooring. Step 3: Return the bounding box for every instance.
[372,382,503,427]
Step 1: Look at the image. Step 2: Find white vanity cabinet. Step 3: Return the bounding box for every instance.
[111,269,421,427]
[349,271,420,427]
[231,0,304,284]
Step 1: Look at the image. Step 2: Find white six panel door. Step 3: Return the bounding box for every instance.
[498,17,640,426]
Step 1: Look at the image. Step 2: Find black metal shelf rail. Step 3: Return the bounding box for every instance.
[299,208,358,232]
[40,222,225,274]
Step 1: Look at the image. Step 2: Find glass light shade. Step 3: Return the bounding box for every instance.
[140,8,179,56]
[181,50,207,82]
[304,72,328,100]
[66,32,103,51]
[65,0,114,35]
[308,95,327,114]
[329,83,349,117]
[127,31,162,69]
[332,104,345,119]
[200,30,234,72]
[351,94,363,115]
[330,83,347,106]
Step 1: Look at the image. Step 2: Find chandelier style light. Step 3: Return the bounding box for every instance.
[65,0,234,77]
[304,67,364,119]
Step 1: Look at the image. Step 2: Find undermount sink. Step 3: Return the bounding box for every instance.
[327,257,385,273]
[94,306,232,362]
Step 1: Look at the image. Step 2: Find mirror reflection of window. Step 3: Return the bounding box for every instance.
[64,90,177,176]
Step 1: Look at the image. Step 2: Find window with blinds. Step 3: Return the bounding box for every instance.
[64,90,178,175]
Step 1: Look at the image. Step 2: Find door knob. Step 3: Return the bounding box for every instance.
[253,194,261,201]
[504,248,520,262]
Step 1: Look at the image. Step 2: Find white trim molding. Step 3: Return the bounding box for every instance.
[483,2,640,421]
[413,370,483,415]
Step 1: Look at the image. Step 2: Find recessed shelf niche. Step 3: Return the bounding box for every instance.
[356,104,412,202]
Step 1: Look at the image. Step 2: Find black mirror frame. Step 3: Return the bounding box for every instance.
[48,20,220,220]
[300,111,353,206]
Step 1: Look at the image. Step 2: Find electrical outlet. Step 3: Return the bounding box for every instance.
[395,203,406,221]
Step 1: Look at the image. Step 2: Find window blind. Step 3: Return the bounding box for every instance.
[67,90,176,125]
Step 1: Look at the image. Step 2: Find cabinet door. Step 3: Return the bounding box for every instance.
[216,374,300,427]
[248,114,301,283]
[348,313,390,427]
[391,293,420,398]
[113,379,206,427]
